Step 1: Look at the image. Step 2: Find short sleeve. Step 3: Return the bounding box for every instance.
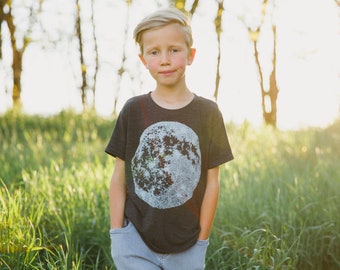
[105,105,128,160]
[207,107,233,168]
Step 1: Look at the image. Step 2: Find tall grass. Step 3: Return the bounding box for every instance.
[0,111,114,269]
[0,111,339,269]
[207,122,340,269]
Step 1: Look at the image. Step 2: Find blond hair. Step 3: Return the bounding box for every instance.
[133,8,193,54]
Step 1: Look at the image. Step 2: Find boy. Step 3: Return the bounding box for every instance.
[105,7,233,270]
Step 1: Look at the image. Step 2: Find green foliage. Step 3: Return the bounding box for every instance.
[0,111,339,269]
[207,120,340,269]
[0,110,114,269]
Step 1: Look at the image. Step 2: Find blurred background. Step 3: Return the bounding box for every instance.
[1,0,340,130]
[1,2,340,269]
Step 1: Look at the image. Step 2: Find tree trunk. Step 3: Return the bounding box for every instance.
[189,0,199,14]
[113,1,131,117]
[213,0,223,101]
[90,0,99,111]
[0,20,2,59]
[173,0,200,14]
[76,0,87,112]
[12,50,23,108]
[252,36,266,124]
[264,25,278,126]
[2,2,24,109]
[248,0,278,127]
[0,0,5,59]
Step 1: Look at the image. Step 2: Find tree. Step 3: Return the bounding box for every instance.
[246,0,278,127]
[75,0,87,111]
[113,0,131,117]
[213,0,223,100]
[172,0,199,14]
[0,0,40,110]
[90,0,99,110]
[74,0,99,112]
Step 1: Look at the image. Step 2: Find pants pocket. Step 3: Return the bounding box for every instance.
[191,239,209,269]
[109,219,132,260]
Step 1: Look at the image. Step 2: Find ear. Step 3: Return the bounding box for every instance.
[138,54,148,69]
[187,48,196,66]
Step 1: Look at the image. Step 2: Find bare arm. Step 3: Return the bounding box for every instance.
[198,166,220,240]
[109,157,126,229]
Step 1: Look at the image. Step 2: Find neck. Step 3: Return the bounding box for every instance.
[151,86,194,110]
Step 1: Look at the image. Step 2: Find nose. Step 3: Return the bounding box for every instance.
[160,52,170,65]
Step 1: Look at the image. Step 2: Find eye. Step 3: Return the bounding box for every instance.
[150,50,159,56]
[170,48,179,54]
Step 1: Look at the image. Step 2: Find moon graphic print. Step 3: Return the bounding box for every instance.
[132,121,201,209]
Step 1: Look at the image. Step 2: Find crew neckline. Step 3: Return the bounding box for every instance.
[147,91,197,111]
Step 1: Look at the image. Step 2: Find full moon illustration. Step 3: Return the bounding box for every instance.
[132,121,201,209]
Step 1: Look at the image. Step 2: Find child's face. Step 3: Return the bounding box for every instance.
[139,23,195,88]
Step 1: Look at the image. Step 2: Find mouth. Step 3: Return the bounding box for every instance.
[159,70,175,76]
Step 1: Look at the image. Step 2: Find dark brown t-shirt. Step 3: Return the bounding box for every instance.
[105,92,233,254]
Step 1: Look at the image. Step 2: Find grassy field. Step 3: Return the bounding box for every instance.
[0,111,339,269]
